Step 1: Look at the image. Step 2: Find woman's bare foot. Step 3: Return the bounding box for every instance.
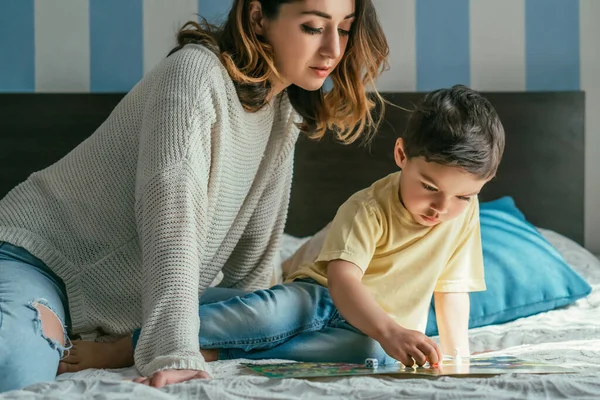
[202,349,219,362]
[57,335,134,374]
[56,335,220,374]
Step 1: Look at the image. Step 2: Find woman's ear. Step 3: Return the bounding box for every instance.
[394,138,408,169]
[248,0,266,36]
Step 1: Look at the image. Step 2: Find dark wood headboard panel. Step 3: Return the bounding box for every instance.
[0,92,585,244]
[0,94,123,196]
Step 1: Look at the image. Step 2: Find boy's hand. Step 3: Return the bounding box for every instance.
[327,260,443,367]
[378,326,442,367]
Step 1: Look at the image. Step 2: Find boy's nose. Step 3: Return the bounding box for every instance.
[430,199,449,214]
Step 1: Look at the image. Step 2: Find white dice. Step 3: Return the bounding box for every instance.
[365,358,378,368]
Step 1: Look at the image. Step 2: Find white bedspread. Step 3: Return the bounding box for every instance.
[3,229,600,399]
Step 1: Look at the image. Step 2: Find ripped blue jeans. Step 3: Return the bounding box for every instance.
[0,242,241,393]
[0,242,72,393]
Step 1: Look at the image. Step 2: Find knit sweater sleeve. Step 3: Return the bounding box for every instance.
[133,49,217,376]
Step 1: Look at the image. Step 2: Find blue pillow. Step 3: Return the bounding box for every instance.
[425,196,591,336]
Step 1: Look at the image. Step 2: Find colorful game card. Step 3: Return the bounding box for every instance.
[243,356,578,379]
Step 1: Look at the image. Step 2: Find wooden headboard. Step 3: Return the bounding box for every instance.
[0,91,585,244]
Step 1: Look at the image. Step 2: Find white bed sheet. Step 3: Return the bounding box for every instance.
[3,229,600,399]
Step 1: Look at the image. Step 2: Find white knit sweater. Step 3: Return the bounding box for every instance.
[0,44,299,376]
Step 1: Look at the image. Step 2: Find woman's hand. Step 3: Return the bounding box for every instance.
[134,369,210,388]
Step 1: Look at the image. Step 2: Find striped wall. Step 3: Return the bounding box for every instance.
[0,0,598,252]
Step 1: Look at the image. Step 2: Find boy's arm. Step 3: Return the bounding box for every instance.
[328,260,443,366]
[327,260,397,340]
[434,292,470,357]
[434,199,485,359]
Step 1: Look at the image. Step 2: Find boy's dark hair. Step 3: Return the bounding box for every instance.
[402,85,505,179]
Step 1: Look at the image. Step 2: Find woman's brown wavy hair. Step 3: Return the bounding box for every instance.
[170,0,389,144]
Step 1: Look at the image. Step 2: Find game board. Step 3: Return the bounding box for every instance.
[243,355,579,379]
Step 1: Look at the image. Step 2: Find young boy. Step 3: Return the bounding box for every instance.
[60,85,505,382]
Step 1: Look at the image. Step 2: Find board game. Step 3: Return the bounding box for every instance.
[243,355,579,379]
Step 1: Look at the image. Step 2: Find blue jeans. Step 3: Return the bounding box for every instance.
[0,242,72,393]
[133,280,395,365]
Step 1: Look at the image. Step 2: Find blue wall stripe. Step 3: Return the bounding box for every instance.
[0,0,35,92]
[526,0,580,91]
[416,0,470,92]
[198,0,233,24]
[90,0,143,93]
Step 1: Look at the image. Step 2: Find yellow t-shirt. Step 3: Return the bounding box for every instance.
[286,171,486,333]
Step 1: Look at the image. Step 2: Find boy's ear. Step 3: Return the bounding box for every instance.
[248,0,266,36]
[394,138,408,169]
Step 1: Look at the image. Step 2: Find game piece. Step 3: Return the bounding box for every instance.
[365,358,378,368]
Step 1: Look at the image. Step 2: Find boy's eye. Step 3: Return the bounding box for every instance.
[301,25,322,35]
[422,183,437,192]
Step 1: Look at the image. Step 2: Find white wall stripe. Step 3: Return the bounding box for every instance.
[581,0,600,252]
[373,0,416,92]
[470,0,525,91]
[34,0,90,92]
[143,0,198,75]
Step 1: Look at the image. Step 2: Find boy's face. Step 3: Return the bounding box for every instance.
[394,138,490,227]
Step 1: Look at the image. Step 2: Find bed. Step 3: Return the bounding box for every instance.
[2,91,599,399]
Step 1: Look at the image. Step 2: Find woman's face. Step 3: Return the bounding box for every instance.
[253,0,355,93]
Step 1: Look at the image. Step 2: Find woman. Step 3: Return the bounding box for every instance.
[0,0,388,391]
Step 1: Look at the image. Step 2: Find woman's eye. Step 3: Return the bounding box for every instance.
[457,196,472,202]
[301,25,322,35]
[301,25,350,37]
